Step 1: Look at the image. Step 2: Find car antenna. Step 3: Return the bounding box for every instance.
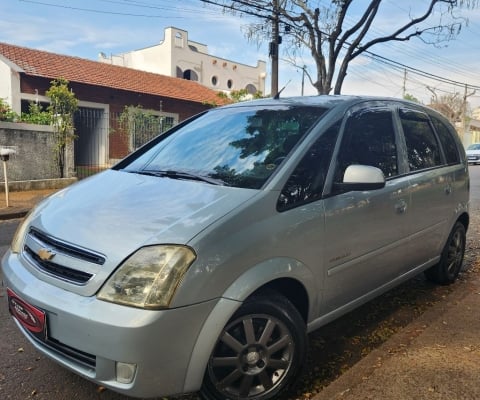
[273,80,291,99]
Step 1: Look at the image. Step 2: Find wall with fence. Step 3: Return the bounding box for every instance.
[0,109,176,183]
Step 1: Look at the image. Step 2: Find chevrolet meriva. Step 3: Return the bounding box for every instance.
[2,96,469,400]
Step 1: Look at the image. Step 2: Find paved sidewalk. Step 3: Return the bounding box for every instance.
[0,188,58,220]
[313,266,480,400]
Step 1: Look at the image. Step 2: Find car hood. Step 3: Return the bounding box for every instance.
[26,170,258,295]
[466,149,480,155]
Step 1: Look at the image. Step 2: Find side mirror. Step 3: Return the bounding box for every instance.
[336,164,386,192]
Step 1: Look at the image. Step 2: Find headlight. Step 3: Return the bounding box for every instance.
[11,209,36,253]
[11,197,50,254]
[97,245,196,309]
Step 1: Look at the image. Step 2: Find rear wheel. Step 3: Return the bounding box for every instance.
[200,292,307,400]
[425,221,466,285]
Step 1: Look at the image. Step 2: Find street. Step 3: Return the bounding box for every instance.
[1,166,479,400]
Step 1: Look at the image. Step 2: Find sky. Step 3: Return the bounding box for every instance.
[2,0,480,109]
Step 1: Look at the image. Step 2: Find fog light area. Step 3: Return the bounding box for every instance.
[116,362,137,384]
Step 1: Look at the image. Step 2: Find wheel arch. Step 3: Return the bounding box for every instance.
[457,211,469,232]
[250,278,310,324]
[182,257,318,393]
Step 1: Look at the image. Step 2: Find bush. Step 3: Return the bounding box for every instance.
[0,98,19,122]
[0,99,52,125]
[21,102,52,125]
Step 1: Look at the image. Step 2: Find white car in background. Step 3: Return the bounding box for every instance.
[466,143,480,165]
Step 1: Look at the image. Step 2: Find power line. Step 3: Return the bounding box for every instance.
[364,51,480,90]
[20,0,480,93]
[199,0,480,91]
[199,0,272,20]
[18,0,224,18]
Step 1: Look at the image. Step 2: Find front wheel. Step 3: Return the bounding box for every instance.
[425,221,466,285]
[200,292,307,400]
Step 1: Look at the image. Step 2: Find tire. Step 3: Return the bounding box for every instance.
[200,291,307,400]
[425,221,466,285]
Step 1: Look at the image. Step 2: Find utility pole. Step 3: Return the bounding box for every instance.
[402,69,407,98]
[462,83,476,145]
[270,0,279,96]
[301,65,306,96]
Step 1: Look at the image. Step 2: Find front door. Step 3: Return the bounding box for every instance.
[322,104,411,313]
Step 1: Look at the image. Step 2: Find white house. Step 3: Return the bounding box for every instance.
[99,27,267,95]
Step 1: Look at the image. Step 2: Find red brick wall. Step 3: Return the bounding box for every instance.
[20,75,211,120]
[20,74,214,159]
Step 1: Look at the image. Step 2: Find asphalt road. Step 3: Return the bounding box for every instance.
[1,166,479,400]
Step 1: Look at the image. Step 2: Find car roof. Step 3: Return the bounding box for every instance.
[218,95,428,111]
[215,95,455,128]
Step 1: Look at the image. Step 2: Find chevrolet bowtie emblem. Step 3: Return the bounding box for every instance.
[37,248,56,261]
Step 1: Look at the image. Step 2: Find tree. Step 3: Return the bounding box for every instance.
[46,78,78,178]
[426,87,475,131]
[217,88,264,102]
[210,0,478,94]
[404,93,421,103]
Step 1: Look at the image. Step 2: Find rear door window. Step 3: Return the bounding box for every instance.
[400,109,442,171]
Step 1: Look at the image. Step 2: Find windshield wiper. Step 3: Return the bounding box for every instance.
[132,169,227,186]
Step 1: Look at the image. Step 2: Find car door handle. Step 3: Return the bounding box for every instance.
[395,199,407,214]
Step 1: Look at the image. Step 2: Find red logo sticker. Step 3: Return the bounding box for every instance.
[7,288,45,334]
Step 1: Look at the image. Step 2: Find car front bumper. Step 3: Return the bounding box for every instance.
[467,156,480,164]
[1,249,231,398]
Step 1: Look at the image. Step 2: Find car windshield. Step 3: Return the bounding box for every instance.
[467,144,480,150]
[120,105,328,189]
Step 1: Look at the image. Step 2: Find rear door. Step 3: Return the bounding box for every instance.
[397,108,459,269]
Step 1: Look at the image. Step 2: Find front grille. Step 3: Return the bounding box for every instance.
[29,228,105,265]
[24,227,105,285]
[26,328,96,369]
[24,247,93,284]
[43,336,96,368]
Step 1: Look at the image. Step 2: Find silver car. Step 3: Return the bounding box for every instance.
[2,96,469,400]
[466,143,480,165]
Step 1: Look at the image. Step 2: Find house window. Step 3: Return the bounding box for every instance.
[175,32,184,48]
[227,79,233,89]
[176,66,183,78]
[211,76,218,86]
[245,84,257,94]
[183,69,198,81]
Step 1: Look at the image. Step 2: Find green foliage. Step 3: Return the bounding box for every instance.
[21,102,52,125]
[46,78,78,139]
[404,93,421,103]
[45,78,78,177]
[0,99,53,125]
[119,105,170,150]
[218,89,264,103]
[0,98,19,122]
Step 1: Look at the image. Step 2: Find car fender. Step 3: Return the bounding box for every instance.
[182,256,318,392]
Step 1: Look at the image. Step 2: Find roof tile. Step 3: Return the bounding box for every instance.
[0,42,229,105]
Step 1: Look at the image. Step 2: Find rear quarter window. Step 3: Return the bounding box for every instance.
[400,109,442,171]
[431,116,460,165]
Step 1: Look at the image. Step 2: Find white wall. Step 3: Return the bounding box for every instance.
[0,58,21,113]
[99,27,266,95]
